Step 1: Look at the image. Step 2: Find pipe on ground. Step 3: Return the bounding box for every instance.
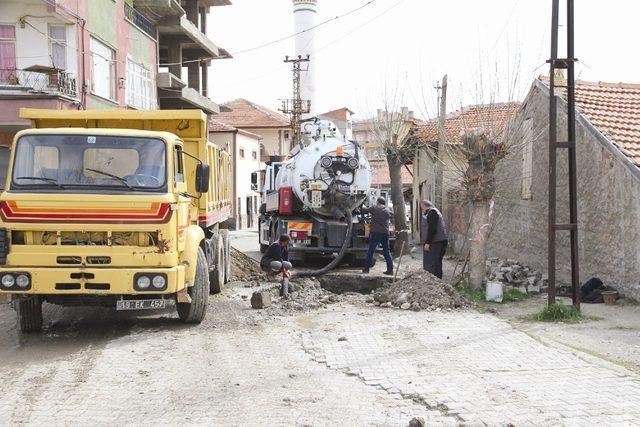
[293,209,353,278]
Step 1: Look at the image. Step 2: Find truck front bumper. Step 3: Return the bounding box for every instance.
[0,265,185,295]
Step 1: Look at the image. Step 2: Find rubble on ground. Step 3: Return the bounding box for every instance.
[230,247,264,282]
[267,277,344,313]
[372,270,469,311]
[486,258,544,294]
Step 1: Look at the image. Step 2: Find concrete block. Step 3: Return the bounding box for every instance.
[251,291,272,309]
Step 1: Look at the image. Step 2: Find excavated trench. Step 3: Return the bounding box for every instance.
[317,273,394,295]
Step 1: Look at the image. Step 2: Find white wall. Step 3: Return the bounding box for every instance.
[209,131,261,229]
[235,133,261,228]
[1,2,78,75]
[250,127,290,158]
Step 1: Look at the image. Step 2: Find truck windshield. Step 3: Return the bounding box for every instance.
[11,134,167,192]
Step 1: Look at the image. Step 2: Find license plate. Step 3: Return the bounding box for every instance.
[116,299,166,311]
[295,239,311,245]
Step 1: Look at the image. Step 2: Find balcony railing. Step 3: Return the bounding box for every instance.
[0,69,77,97]
[124,3,157,39]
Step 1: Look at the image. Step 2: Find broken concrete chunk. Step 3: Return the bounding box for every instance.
[250,291,272,309]
[400,302,411,310]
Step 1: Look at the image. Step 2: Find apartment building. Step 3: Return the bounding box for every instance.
[0,0,231,147]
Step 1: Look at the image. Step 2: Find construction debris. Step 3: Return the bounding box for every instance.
[251,291,272,309]
[267,277,343,314]
[486,258,543,294]
[372,271,468,311]
[230,247,264,282]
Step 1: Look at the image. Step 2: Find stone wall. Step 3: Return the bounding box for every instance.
[488,81,640,299]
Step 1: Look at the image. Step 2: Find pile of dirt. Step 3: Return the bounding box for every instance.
[268,277,343,313]
[230,247,263,282]
[372,270,469,311]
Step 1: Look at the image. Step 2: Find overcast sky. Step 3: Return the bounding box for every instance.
[209,0,640,120]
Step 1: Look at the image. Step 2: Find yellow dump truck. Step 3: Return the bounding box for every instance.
[0,109,232,332]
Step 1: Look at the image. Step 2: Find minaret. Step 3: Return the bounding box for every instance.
[292,0,317,115]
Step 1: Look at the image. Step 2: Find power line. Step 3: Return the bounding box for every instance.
[229,0,378,56]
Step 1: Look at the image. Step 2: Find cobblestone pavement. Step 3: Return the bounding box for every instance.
[0,297,454,426]
[1,288,639,425]
[301,307,640,426]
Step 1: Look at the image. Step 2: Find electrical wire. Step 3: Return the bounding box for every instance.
[228,0,378,56]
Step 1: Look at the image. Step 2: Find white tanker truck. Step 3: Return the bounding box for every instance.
[254,119,383,268]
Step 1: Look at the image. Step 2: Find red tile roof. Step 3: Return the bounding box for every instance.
[369,160,413,186]
[209,119,237,132]
[213,98,290,128]
[416,103,519,146]
[540,77,640,165]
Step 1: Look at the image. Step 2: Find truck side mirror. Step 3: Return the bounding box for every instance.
[0,146,9,191]
[195,163,210,193]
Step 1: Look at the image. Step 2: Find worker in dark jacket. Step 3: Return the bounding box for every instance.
[260,234,292,278]
[420,200,448,279]
[362,197,394,275]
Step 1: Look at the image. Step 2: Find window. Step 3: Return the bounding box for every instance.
[521,118,533,200]
[90,37,116,100]
[0,25,16,83]
[284,131,290,140]
[12,134,166,192]
[239,148,245,159]
[48,24,66,70]
[126,59,155,110]
[173,145,184,183]
[252,150,257,160]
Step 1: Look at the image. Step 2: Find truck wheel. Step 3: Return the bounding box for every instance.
[16,297,43,333]
[221,229,231,283]
[210,234,224,293]
[177,247,209,324]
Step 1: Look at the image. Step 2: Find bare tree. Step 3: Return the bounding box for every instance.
[366,84,421,256]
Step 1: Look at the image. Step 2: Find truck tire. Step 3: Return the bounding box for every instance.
[177,247,209,324]
[16,297,43,333]
[221,229,231,283]
[210,233,224,293]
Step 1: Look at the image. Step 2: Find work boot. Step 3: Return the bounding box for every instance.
[383,270,393,276]
[362,268,370,274]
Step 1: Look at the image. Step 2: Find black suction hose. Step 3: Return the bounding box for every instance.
[293,209,353,278]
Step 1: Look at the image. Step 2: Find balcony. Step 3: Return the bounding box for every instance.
[133,0,185,22]
[158,14,224,58]
[0,68,77,99]
[157,71,220,114]
[124,2,157,39]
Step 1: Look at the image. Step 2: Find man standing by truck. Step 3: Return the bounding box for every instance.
[420,200,448,279]
[362,197,394,275]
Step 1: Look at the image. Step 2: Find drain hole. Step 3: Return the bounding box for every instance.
[55,283,81,290]
[85,283,110,290]
[57,256,81,265]
[87,256,111,265]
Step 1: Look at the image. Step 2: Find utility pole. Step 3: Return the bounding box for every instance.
[280,55,311,151]
[435,75,447,208]
[547,0,580,310]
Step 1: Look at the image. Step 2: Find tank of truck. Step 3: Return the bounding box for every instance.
[275,119,371,217]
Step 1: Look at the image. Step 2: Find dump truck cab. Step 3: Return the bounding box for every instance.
[0,109,232,332]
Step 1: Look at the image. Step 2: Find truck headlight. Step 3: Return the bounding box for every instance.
[152,275,166,289]
[137,275,151,290]
[15,274,30,289]
[347,157,359,170]
[1,274,15,288]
